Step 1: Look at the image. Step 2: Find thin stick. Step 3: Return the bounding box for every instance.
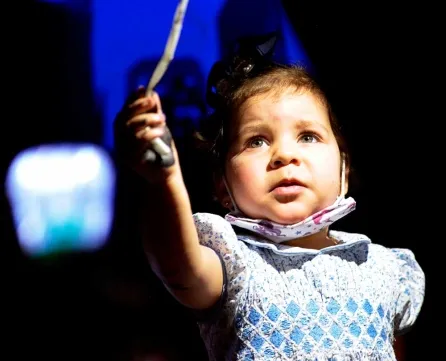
[146,0,190,95]
[144,0,190,158]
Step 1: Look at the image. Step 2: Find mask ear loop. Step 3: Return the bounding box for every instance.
[222,176,240,213]
[326,153,347,245]
[340,153,346,197]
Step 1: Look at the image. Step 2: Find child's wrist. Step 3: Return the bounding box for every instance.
[144,164,184,190]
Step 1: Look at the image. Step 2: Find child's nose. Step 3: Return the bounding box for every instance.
[269,142,300,168]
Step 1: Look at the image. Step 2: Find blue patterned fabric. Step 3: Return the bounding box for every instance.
[193,213,425,361]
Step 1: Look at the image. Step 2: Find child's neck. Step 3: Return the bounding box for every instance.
[281,228,338,250]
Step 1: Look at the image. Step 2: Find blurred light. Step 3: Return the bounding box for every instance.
[5,143,116,257]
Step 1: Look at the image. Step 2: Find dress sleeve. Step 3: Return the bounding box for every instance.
[391,248,425,335]
[190,213,248,320]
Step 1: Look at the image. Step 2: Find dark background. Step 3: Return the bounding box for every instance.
[3,1,438,359]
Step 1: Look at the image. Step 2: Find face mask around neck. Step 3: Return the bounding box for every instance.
[224,195,356,243]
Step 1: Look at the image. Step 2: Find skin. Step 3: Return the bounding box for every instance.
[116,85,403,358]
[115,86,347,307]
[222,88,347,249]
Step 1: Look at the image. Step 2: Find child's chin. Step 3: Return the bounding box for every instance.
[268,209,311,225]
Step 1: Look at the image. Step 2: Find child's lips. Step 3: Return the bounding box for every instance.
[270,178,306,197]
[271,184,305,196]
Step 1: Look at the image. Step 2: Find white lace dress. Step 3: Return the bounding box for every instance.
[193,213,425,361]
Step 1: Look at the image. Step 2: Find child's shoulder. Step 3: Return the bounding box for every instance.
[192,212,239,247]
[193,211,227,223]
[192,212,232,233]
[332,230,421,266]
[192,212,251,275]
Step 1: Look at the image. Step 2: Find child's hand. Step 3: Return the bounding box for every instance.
[114,86,180,184]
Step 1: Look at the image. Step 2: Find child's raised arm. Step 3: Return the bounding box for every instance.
[114,87,224,310]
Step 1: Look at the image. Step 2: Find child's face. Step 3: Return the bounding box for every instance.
[224,89,343,224]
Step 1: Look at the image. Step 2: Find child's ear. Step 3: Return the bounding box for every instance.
[213,171,233,210]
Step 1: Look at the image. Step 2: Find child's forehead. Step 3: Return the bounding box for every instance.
[236,89,326,121]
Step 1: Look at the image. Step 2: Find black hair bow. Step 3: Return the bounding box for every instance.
[206,31,280,109]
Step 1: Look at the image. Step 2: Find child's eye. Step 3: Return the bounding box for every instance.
[247,137,266,148]
[299,133,318,143]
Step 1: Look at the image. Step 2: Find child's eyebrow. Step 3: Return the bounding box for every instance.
[238,119,330,136]
[235,123,271,139]
[295,119,330,135]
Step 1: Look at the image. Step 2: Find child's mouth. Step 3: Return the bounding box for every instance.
[272,184,304,196]
[271,179,305,196]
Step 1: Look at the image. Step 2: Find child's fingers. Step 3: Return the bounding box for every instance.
[136,126,165,142]
[150,91,164,115]
[127,90,163,118]
[126,97,157,117]
[125,85,146,105]
[126,112,165,132]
